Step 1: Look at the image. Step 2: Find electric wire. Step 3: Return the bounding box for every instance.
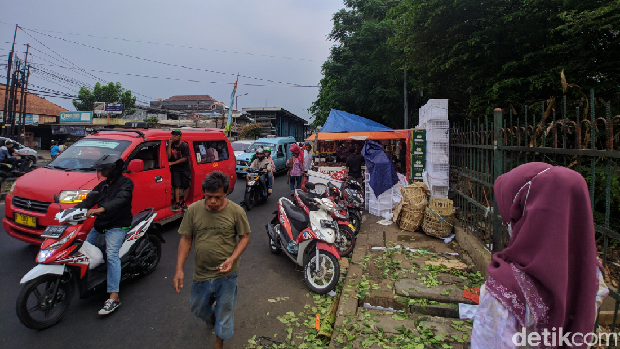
[22,28,318,87]
[22,27,317,62]
[14,32,157,101]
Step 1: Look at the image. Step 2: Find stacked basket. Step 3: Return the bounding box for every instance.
[418,99,449,199]
[397,182,429,232]
[421,198,455,238]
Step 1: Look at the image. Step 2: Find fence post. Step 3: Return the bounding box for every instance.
[492,108,504,252]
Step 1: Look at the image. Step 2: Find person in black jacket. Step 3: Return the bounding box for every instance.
[75,154,134,315]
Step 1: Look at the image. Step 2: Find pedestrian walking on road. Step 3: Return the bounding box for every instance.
[471,163,608,348]
[174,171,251,349]
[286,144,304,195]
[50,141,60,160]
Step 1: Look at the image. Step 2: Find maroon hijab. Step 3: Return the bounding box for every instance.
[487,162,599,345]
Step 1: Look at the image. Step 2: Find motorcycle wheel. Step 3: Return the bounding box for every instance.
[269,224,282,254]
[304,250,340,294]
[142,235,162,276]
[349,210,362,232]
[16,274,73,330]
[335,226,356,258]
[244,189,255,211]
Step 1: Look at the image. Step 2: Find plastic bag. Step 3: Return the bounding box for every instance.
[79,241,104,270]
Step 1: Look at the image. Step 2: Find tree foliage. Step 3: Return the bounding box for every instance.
[311,0,620,126]
[240,124,263,139]
[72,82,137,116]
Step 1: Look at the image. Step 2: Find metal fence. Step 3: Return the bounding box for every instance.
[449,89,620,332]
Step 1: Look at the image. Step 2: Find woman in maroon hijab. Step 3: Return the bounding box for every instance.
[472,162,608,348]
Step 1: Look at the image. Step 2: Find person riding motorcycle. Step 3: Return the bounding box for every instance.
[263,147,276,195]
[0,141,29,172]
[74,154,134,315]
[248,146,273,196]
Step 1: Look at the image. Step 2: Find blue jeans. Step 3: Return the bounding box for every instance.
[190,271,238,340]
[85,227,127,293]
[267,172,273,189]
[258,174,269,196]
[290,175,302,191]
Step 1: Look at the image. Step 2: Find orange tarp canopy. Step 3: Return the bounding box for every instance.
[306,130,409,142]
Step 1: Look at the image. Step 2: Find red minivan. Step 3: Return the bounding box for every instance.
[4,127,237,245]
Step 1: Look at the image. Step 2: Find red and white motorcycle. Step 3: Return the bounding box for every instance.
[266,197,341,294]
[16,207,163,329]
[292,184,356,257]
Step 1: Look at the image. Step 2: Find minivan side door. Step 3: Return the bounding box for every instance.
[189,138,234,200]
[124,141,169,219]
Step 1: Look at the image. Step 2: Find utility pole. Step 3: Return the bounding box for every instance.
[8,58,22,138]
[18,44,30,144]
[403,19,408,129]
[2,25,18,136]
[404,69,408,129]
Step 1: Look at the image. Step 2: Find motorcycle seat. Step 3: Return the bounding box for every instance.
[282,199,309,223]
[130,208,154,229]
[297,191,320,211]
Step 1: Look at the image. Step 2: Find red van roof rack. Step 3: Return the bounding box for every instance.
[90,128,147,141]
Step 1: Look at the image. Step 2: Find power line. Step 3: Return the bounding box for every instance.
[19,26,317,62]
[15,30,157,101]
[22,28,318,87]
[12,61,319,88]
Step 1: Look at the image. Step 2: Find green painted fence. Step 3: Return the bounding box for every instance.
[450,89,620,334]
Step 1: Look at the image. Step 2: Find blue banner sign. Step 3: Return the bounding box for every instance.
[105,102,123,114]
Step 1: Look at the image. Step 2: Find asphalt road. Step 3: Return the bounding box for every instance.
[0,172,312,349]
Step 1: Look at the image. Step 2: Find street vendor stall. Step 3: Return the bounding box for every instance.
[305,130,411,179]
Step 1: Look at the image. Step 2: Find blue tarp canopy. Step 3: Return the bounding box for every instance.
[320,109,392,133]
[362,140,399,197]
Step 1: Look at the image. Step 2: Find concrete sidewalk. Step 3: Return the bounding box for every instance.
[329,214,485,348]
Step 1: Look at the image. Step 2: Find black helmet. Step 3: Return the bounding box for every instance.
[93,154,124,180]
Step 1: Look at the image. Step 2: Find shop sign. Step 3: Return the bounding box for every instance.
[52,125,86,136]
[60,112,93,123]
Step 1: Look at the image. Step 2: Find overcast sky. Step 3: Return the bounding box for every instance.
[1,0,345,123]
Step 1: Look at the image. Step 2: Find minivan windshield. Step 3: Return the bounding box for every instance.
[48,139,131,171]
[246,142,275,153]
[232,142,253,152]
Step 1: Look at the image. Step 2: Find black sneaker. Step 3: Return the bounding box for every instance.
[98,299,121,315]
[171,203,182,212]
[181,201,188,211]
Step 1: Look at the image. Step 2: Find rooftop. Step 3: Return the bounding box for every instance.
[0,86,68,116]
[164,95,215,102]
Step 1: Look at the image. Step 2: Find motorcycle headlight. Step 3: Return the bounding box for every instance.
[37,231,74,263]
[58,190,91,204]
[311,223,327,240]
[320,219,337,229]
[9,181,17,194]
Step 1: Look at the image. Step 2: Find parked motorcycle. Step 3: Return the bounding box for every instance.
[243,167,270,211]
[292,185,356,257]
[16,207,164,330]
[340,179,364,231]
[306,181,363,233]
[266,197,341,294]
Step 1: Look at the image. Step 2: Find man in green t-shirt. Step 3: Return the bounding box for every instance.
[174,171,251,349]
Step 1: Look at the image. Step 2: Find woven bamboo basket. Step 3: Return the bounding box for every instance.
[401,182,429,205]
[398,204,426,232]
[421,199,455,238]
